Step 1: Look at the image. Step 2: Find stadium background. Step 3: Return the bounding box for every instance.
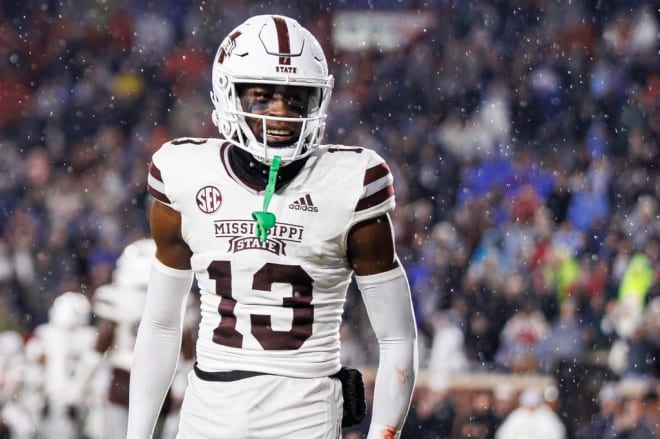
[0,0,657,438]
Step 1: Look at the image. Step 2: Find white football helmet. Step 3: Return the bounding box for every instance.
[48,291,91,328]
[210,14,334,165]
[113,238,156,289]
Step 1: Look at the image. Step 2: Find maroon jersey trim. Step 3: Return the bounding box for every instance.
[363,162,391,185]
[356,162,394,211]
[147,162,172,204]
[355,184,394,212]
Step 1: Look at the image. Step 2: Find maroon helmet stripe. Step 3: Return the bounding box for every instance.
[147,185,171,205]
[272,16,291,55]
[355,185,394,212]
[363,163,391,185]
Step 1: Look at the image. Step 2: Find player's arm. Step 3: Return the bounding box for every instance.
[347,214,418,439]
[127,200,194,439]
[94,318,116,353]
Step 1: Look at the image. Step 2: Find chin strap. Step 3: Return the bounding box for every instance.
[252,155,281,242]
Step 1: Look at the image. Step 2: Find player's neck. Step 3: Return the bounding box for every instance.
[228,146,307,191]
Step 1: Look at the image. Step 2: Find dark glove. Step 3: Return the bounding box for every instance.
[333,366,367,427]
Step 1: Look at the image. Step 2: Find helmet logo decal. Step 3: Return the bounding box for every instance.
[196,186,223,213]
[217,31,242,64]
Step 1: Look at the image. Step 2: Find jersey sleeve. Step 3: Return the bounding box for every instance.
[147,153,173,207]
[350,151,396,226]
[147,139,208,211]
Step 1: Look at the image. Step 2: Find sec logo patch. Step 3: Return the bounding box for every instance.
[196,186,222,213]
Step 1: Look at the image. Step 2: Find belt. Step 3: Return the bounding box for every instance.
[193,363,266,382]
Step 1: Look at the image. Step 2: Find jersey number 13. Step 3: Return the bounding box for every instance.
[208,261,314,350]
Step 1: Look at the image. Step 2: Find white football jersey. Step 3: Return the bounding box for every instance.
[31,323,96,403]
[93,284,146,371]
[148,139,395,378]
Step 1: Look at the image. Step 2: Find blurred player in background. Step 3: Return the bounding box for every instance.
[1,240,196,439]
[27,291,96,438]
[128,14,417,439]
[0,330,35,439]
[79,238,197,439]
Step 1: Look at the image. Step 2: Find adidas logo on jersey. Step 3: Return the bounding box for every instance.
[289,194,318,212]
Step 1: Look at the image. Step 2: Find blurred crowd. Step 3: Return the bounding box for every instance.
[0,0,658,438]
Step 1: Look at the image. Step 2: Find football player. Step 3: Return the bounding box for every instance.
[30,291,96,438]
[76,239,196,439]
[128,14,417,439]
[0,330,37,439]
